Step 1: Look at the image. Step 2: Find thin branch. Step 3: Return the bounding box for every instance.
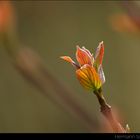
[14,47,98,132]
[2,31,99,132]
[94,89,126,133]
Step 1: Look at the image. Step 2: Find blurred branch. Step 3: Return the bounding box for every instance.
[2,30,99,133]
[120,1,140,27]
[109,1,140,34]
[0,2,99,132]
[14,47,99,132]
[3,34,99,132]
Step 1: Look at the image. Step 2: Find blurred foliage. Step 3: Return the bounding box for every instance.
[0,1,140,132]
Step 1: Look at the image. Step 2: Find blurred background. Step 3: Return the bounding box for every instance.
[0,1,140,132]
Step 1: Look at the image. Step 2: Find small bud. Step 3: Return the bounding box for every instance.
[76,64,101,91]
[61,42,105,91]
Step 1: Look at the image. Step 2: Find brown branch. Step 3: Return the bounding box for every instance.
[14,47,98,132]
[0,2,99,131]
[94,89,126,133]
[1,29,99,132]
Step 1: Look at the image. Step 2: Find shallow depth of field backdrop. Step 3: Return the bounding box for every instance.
[0,1,140,132]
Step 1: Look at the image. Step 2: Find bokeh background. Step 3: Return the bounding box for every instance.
[0,1,140,132]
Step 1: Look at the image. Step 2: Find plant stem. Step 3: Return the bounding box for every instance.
[94,89,126,133]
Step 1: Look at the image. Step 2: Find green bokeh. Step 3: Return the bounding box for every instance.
[0,1,139,132]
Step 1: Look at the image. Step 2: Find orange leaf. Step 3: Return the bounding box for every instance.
[76,64,101,91]
[60,56,80,69]
[76,46,92,66]
[94,41,104,69]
